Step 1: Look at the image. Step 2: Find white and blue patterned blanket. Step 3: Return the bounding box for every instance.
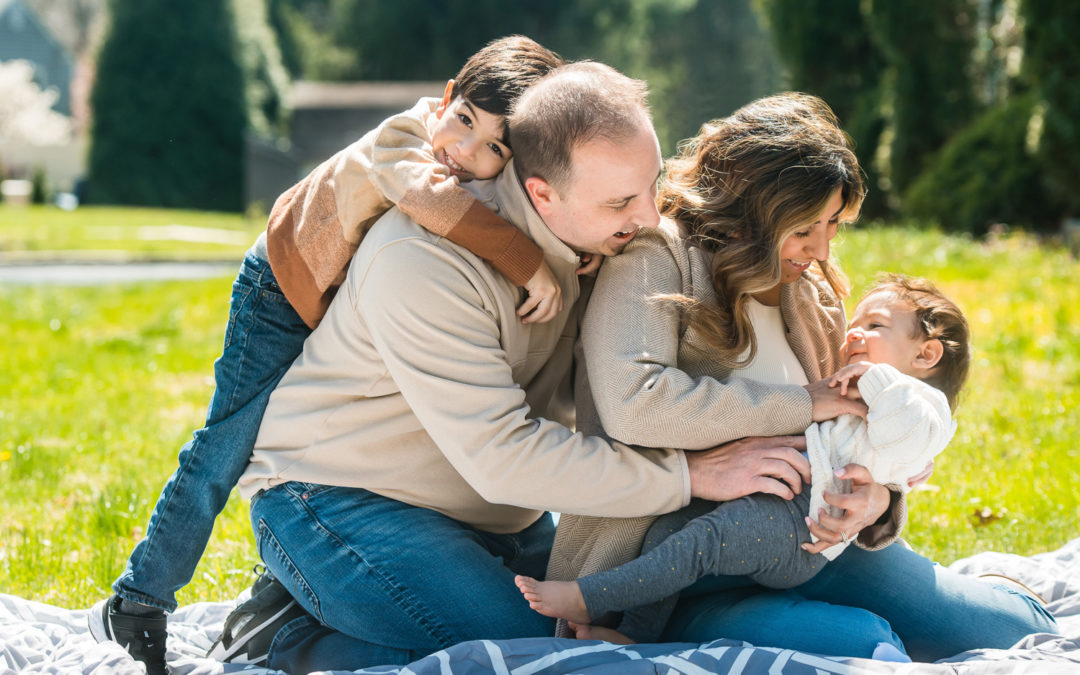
[4,537,1079,674]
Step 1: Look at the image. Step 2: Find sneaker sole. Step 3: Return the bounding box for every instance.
[87,600,114,643]
[207,598,300,664]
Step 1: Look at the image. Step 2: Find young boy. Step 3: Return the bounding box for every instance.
[89,35,568,675]
[516,274,971,644]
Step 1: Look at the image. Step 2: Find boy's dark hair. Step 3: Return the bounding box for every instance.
[869,274,971,411]
[451,35,564,147]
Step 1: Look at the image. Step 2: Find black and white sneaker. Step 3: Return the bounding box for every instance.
[88,595,168,675]
[207,568,308,665]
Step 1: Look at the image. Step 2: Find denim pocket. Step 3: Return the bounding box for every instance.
[223,280,254,351]
[257,517,323,622]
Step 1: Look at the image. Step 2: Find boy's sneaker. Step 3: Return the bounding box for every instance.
[88,595,168,675]
[207,568,308,665]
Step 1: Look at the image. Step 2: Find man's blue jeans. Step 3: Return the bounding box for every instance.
[249,483,556,671]
[113,251,310,611]
[662,540,1058,662]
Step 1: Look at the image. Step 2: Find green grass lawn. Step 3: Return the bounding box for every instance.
[0,204,264,261]
[1,207,1078,610]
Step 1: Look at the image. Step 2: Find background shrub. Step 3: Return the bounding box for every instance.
[904,93,1062,235]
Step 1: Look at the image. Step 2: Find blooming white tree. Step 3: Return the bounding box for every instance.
[0,59,73,146]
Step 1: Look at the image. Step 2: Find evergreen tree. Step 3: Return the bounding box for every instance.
[865,0,978,199]
[1021,0,1080,216]
[756,0,887,216]
[235,0,291,138]
[88,0,246,210]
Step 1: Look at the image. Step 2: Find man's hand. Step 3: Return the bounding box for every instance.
[804,377,868,422]
[686,435,810,502]
[518,260,562,324]
[801,463,891,554]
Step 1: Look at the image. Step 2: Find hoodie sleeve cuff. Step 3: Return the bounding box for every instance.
[856,484,907,551]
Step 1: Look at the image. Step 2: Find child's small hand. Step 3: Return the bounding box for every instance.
[828,361,874,397]
[577,253,604,276]
[907,459,935,488]
[518,260,562,324]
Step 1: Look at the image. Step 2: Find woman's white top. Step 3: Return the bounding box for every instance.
[732,298,810,387]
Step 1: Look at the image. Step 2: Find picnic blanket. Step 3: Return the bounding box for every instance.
[3,536,1079,674]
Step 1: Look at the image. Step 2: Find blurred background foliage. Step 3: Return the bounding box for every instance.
[64,0,1080,232]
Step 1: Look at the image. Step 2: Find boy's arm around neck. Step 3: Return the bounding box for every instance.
[368,101,543,286]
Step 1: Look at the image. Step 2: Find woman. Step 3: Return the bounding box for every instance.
[549,93,1056,661]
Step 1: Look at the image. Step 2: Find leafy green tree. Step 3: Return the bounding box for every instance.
[904,93,1059,234]
[88,0,246,210]
[756,0,887,216]
[329,0,556,81]
[548,0,781,153]
[1021,0,1080,216]
[319,0,779,153]
[268,0,356,79]
[235,0,291,138]
[865,0,978,199]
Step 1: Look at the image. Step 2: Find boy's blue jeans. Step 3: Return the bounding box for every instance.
[249,483,556,672]
[113,250,310,611]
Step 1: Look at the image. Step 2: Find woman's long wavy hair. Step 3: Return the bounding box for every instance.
[658,92,865,365]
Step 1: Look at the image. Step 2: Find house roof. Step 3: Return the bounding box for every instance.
[288,80,445,110]
[0,0,72,61]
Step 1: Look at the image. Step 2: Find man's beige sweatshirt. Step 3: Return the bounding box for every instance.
[239,162,690,534]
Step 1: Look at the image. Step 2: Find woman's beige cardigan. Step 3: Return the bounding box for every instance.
[548,221,905,631]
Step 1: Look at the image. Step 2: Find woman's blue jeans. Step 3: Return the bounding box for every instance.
[662,540,1058,662]
[250,483,556,672]
[113,251,310,611]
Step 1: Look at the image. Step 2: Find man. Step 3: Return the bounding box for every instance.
[211,61,810,672]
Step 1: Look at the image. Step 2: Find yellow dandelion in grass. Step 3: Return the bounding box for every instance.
[0,450,11,462]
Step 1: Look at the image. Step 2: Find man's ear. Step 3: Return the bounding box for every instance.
[524,176,558,216]
[435,80,455,118]
[914,338,944,372]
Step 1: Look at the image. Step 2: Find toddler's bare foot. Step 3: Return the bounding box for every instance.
[569,622,636,644]
[514,575,590,624]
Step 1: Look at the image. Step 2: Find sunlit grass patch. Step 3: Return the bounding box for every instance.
[0,204,263,261]
[837,223,1080,562]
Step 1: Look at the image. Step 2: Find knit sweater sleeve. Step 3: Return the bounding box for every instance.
[368,105,543,287]
[858,363,956,485]
[355,237,690,517]
[581,228,812,451]
[846,363,954,551]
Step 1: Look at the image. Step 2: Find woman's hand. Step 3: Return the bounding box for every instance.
[686,435,811,503]
[801,463,891,554]
[805,377,868,422]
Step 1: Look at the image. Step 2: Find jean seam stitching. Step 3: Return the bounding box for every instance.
[290,486,459,647]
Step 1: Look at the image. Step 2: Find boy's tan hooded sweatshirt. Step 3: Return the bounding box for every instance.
[266,97,543,329]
